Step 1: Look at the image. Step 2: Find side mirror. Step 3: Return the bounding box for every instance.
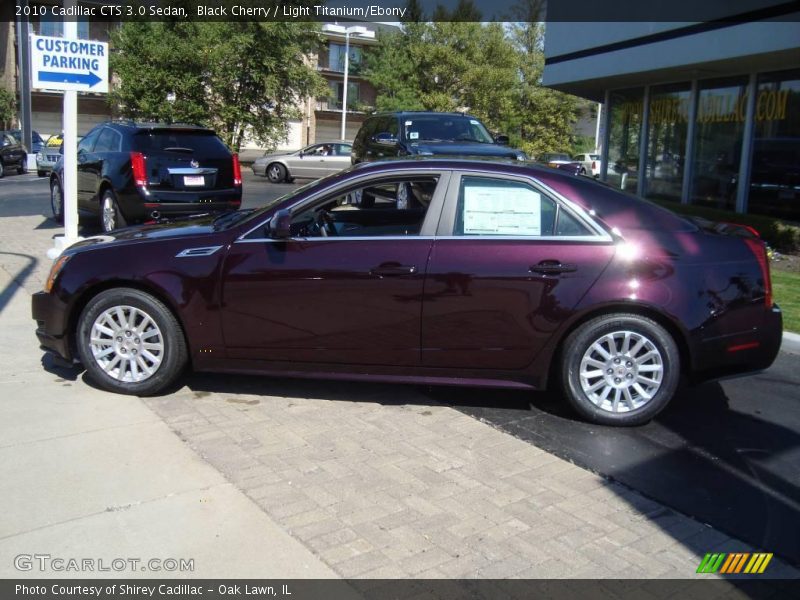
[372,132,398,146]
[269,209,292,239]
[495,134,510,146]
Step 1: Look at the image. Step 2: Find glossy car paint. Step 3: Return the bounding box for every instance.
[33,159,782,394]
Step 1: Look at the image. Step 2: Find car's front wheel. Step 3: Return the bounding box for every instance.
[0,161,5,178]
[266,163,287,183]
[50,179,64,223]
[76,288,188,396]
[560,313,680,426]
[18,156,28,174]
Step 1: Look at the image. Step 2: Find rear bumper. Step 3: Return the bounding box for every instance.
[31,290,72,362]
[692,304,783,382]
[123,187,242,221]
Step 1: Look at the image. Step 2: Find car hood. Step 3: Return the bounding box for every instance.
[409,141,524,159]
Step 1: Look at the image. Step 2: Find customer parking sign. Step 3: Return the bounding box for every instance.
[31,35,109,93]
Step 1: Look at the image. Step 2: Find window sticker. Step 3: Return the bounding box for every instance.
[409,131,419,140]
[462,183,541,235]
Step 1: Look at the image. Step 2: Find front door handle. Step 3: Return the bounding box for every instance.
[370,262,417,277]
[530,260,578,275]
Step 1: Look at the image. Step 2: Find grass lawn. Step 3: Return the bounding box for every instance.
[772,269,800,333]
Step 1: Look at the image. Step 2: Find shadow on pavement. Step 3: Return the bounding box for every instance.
[0,252,37,316]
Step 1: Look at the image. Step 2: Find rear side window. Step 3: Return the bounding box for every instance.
[93,128,121,153]
[454,176,591,237]
[134,131,230,157]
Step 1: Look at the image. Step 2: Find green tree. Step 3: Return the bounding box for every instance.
[109,21,326,152]
[0,88,16,129]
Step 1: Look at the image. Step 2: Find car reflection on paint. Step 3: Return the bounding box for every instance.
[32,159,782,426]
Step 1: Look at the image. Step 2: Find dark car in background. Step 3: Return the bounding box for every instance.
[351,111,526,164]
[32,159,781,426]
[0,131,28,177]
[49,121,242,232]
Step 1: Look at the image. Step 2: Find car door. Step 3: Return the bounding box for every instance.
[75,127,102,210]
[288,144,328,179]
[86,127,119,209]
[421,172,616,370]
[323,144,352,175]
[220,171,450,366]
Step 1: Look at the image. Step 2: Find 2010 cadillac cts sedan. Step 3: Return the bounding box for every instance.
[32,159,782,426]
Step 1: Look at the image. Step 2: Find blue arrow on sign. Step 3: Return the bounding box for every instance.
[39,71,102,88]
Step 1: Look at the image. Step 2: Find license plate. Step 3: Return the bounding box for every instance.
[184,175,205,186]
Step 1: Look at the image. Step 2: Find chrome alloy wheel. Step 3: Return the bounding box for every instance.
[89,305,164,382]
[268,164,283,180]
[579,330,664,413]
[101,195,116,232]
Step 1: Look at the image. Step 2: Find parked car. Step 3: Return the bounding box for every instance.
[37,145,62,177]
[351,112,526,164]
[10,129,45,155]
[49,121,242,232]
[574,153,601,177]
[32,158,781,426]
[0,131,28,177]
[252,142,352,183]
[538,153,587,175]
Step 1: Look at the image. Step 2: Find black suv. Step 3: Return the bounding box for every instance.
[351,111,526,164]
[50,121,242,232]
[0,131,28,177]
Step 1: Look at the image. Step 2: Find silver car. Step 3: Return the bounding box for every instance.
[252,142,353,183]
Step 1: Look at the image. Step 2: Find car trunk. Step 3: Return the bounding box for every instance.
[133,129,233,197]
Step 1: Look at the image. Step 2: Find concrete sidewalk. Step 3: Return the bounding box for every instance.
[0,267,337,579]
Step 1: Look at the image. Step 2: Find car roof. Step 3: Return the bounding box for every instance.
[104,120,215,134]
[369,111,482,120]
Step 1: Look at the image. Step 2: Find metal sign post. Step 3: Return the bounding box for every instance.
[31,2,108,258]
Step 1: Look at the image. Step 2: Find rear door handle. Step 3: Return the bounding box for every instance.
[530,261,578,275]
[370,263,417,277]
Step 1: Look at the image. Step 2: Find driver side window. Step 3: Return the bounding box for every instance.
[290,176,439,238]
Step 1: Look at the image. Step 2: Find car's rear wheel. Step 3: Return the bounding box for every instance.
[266,163,286,183]
[76,288,188,396]
[0,161,5,178]
[50,179,64,224]
[560,313,679,426]
[101,189,127,232]
[18,157,28,174]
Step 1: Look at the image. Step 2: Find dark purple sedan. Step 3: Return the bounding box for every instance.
[32,159,782,426]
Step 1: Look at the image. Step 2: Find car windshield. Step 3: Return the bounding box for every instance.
[403,116,494,144]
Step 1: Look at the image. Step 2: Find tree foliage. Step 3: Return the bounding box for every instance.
[0,88,16,130]
[109,21,326,152]
[364,0,584,157]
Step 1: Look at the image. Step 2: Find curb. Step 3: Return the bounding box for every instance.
[782,331,800,355]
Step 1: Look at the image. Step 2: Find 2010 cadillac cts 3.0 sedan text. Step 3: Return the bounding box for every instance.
[32,159,782,426]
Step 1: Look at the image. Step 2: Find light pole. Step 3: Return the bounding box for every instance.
[321,24,375,140]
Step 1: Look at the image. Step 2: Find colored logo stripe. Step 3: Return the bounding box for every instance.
[697,552,773,574]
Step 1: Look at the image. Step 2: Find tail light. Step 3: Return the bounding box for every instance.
[592,161,597,170]
[232,154,242,187]
[743,237,772,308]
[130,152,147,187]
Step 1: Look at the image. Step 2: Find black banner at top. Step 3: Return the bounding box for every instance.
[9,0,800,22]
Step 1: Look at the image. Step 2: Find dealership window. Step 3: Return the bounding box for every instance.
[749,69,800,221]
[607,88,644,193]
[644,84,691,203]
[328,43,362,73]
[38,15,90,39]
[689,77,748,211]
[328,81,359,111]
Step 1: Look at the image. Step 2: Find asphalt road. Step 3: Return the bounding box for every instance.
[2,170,799,566]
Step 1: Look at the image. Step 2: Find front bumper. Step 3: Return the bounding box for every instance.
[32,290,72,362]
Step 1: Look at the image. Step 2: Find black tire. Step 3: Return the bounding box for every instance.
[38,170,47,177]
[18,156,28,174]
[266,162,287,183]
[76,288,188,396]
[100,188,127,232]
[560,313,680,426]
[50,179,64,224]
[0,161,4,178]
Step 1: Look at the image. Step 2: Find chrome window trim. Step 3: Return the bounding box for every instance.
[235,235,607,244]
